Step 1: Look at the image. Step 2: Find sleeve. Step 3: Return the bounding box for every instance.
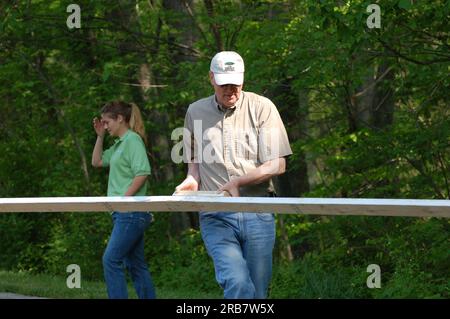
[257,98,293,163]
[128,136,151,176]
[182,107,197,163]
[101,147,113,167]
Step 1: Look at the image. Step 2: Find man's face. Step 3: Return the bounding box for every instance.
[209,72,243,108]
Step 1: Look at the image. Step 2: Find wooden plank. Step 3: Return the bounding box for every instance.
[173,190,230,197]
[0,196,449,218]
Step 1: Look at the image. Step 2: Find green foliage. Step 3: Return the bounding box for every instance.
[43,213,111,280]
[272,215,449,298]
[147,224,221,295]
[0,0,448,298]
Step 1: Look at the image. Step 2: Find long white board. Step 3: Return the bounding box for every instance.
[0,196,449,218]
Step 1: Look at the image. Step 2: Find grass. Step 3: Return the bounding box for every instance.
[0,270,222,299]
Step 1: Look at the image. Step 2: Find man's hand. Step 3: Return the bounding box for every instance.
[219,178,240,197]
[217,158,286,196]
[175,175,199,193]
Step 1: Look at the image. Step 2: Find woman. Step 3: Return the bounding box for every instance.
[91,101,155,299]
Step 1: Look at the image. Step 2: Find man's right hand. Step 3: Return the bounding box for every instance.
[175,175,199,193]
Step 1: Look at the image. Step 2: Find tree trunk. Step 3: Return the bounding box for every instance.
[161,0,199,234]
[372,63,394,129]
[351,62,395,130]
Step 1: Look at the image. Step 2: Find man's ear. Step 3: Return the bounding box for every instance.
[209,71,216,86]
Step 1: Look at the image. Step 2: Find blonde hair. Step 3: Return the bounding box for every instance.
[101,101,148,145]
[129,103,147,146]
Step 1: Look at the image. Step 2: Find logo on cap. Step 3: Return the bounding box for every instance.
[224,62,235,72]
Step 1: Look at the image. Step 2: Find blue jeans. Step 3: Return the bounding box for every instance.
[103,212,156,299]
[199,212,276,299]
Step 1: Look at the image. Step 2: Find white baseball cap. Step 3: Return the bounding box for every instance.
[210,51,245,85]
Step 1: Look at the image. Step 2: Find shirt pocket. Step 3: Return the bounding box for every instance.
[234,131,258,161]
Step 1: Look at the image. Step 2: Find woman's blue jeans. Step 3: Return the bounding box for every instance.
[103,212,156,299]
[199,212,276,299]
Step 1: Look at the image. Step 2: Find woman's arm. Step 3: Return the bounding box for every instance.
[92,118,105,167]
[125,175,148,196]
[92,136,105,167]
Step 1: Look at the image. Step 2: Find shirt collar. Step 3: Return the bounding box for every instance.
[115,129,131,144]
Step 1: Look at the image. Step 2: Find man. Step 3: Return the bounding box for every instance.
[175,51,292,299]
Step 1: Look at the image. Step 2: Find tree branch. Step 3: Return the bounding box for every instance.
[203,0,223,51]
[181,0,214,51]
[353,65,394,98]
[378,38,450,65]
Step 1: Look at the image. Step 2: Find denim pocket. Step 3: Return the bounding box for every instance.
[255,212,274,222]
[113,212,152,228]
[199,211,218,219]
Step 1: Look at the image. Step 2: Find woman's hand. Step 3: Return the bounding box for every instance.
[93,117,105,137]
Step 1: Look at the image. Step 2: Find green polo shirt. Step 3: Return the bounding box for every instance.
[102,130,151,196]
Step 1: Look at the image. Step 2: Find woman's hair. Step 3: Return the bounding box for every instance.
[101,101,148,145]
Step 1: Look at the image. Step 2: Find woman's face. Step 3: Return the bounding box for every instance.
[101,113,124,137]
